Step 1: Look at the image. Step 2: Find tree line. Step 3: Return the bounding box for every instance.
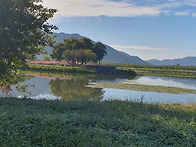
[51,37,107,65]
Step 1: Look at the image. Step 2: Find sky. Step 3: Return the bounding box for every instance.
[42,0,196,60]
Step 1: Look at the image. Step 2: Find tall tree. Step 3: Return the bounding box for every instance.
[92,42,107,65]
[0,0,57,85]
[51,37,94,61]
[75,49,96,65]
[51,38,107,65]
[62,50,76,64]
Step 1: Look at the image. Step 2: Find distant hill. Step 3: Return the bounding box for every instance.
[147,57,196,66]
[102,45,148,65]
[38,32,149,65]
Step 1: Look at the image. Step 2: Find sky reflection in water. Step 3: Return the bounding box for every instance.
[1,75,196,104]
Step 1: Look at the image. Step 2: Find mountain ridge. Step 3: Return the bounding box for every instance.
[147,56,196,66]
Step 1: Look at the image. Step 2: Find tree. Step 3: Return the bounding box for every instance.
[75,49,96,65]
[51,38,107,65]
[92,42,107,65]
[62,50,76,64]
[0,0,57,85]
[43,56,51,61]
[51,37,94,61]
[62,49,96,65]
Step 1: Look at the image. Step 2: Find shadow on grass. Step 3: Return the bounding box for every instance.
[0,97,195,146]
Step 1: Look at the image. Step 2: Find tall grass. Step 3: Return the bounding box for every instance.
[0,97,195,146]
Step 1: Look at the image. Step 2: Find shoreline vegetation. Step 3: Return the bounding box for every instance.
[26,62,196,79]
[87,82,196,94]
[0,97,195,146]
[23,63,196,94]
[115,64,196,79]
[26,63,137,76]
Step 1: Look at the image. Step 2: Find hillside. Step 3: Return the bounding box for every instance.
[147,57,196,66]
[38,32,149,65]
[102,45,148,65]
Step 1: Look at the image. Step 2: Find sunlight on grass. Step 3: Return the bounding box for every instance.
[0,97,195,146]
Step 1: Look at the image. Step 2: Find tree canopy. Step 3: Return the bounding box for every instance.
[51,37,107,65]
[0,0,57,85]
[92,42,107,65]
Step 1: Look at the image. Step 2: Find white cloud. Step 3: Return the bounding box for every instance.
[110,45,169,51]
[174,11,190,16]
[42,0,161,19]
[192,12,196,16]
[109,44,187,60]
[183,0,196,6]
[41,0,196,22]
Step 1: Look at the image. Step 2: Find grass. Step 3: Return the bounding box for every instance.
[88,82,196,94]
[26,63,196,78]
[0,97,195,146]
[27,64,96,74]
[102,63,196,79]
[133,68,196,79]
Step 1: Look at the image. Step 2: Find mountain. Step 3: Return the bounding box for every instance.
[102,45,148,65]
[147,57,196,66]
[38,32,149,65]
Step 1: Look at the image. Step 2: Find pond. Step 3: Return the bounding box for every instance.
[1,73,196,104]
[123,76,196,90]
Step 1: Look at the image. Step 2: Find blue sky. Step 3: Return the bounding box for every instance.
[42,0,196,60]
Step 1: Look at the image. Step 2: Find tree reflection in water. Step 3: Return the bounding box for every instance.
[49,77,103,101]
[0,74,33,97]
[0,84,11,97]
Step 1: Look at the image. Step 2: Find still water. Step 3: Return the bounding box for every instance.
[123,76,196,90]
[1,73,196,104]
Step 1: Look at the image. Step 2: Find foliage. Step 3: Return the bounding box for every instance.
[75,49,96,65]
[42,56,51,61]
[51,37,106,65]
[0,98,195,146]
[62,49,96,64]
[62,50,75,63]
[92,42,107,65]
[28,64,96,74]
[51,37,93,61]
[0,0,57,85]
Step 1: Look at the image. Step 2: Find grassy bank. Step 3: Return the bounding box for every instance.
[26,63,196,78]
[27,64,96,74]
[88,82,196,94]
[0,97,195,146]
[133,67,196,79]
[103,63,196,78]
[26,64,136,76]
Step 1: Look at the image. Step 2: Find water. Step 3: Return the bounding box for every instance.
[103,88,196,104]
[123,76,196,90]
[1,73,196,104]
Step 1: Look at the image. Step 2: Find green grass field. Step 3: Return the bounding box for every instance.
[0,97,195,146]
[27,63,196,78]
[115,65,196,79]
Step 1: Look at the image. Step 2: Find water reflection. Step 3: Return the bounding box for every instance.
[124,76,196,90]
[103,88,196,104]
[0,84,11,96]
[0,74,32,97]
[49,78,103,101]
[1,73,196,104]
